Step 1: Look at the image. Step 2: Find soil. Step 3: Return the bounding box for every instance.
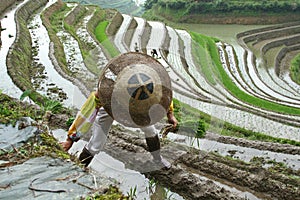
[95,124,300,200]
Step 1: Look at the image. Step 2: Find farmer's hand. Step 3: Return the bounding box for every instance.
[167,111,178,128]
[60,137,73,151]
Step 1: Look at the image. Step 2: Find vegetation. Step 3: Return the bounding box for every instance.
[290,54,300,85]
[190,33,220,85]
[145,0,300,15]
[84,186,131,200]
[143,0,300,24]
[20,90,64,114]
[0,93,41,125]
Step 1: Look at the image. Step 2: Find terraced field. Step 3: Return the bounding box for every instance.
[1,0,300,199]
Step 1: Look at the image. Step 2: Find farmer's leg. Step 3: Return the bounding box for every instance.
[79,107,113,167]
[141,125,171,169]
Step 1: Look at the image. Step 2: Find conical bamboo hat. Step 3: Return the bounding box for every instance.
[98,52,172,127]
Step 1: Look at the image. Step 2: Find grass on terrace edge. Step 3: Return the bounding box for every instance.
[41,2,69,75]
[291,54,300,85]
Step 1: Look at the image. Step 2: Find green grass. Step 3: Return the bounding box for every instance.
[190,33,220,85]
[0,93,42,125]
[190,31,300,116]
[95,21,109,42]
[95,21,119,58]
[290,53,300,85]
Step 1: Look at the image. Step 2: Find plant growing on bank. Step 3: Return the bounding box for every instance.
[20,90,63,114]
[84,185,131,200]
[127,186,137,200]
[0,93,42,125]
[0,130,70,166]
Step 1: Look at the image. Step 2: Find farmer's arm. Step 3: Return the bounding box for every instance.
[61,91,102,151]
[167,100,178,128]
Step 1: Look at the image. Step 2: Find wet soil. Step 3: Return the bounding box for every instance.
[206,132,300,155]
[100,125,300,200]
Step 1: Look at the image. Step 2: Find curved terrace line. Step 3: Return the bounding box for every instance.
[238,24,300,97]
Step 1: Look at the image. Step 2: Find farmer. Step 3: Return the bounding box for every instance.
[151,49,158,58]
[134,42,139,52]
[61,52,177,169]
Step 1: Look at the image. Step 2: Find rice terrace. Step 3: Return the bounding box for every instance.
[0,0,300,199]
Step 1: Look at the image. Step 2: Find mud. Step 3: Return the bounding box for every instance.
[206,132,300,155]
[100,125,300,200]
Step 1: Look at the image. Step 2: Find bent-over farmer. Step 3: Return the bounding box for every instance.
[61,52,178,169]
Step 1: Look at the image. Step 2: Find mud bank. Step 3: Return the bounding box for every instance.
[207,132,300,155]
[101,126,300,200]
[6,0,48,92]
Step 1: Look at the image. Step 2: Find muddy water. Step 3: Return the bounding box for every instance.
[167,132,300,170]
[28,0,86,109]
[187,171,260,200]
[0,0,28,98]
[53,129,184,200]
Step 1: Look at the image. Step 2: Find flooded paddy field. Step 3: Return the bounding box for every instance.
[0,0,299,199]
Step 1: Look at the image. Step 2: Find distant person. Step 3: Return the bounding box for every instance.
[151,49,158,58]
[134,42,139,52]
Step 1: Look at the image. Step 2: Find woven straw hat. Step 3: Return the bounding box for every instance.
[98,52,172,127]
